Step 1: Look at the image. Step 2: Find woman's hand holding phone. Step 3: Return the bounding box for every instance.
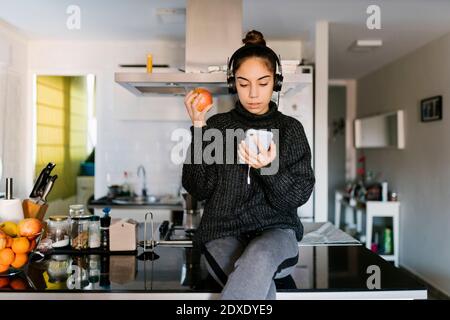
[184,89,214,127]
[238,135,277,169]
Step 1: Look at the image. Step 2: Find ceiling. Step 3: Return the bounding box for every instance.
[1,0,450,78]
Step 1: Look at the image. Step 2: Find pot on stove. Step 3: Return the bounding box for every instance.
[182,209,202,234]
[182,192,198,211]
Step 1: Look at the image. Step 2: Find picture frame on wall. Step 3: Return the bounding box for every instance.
[420,95,442,122]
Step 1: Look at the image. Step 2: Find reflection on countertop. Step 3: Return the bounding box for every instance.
[0,245,427,299]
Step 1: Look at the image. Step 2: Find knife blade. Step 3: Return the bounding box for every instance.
[30,162,55,198]
[41,175,58,204]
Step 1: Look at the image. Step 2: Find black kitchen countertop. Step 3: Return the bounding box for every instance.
[0,244,427,299]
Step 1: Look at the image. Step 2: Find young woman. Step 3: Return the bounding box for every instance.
[182,30,315,300]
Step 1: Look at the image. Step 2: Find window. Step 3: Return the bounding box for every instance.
[35,75,96,201]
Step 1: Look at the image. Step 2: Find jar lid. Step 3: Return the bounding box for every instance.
[70,215,92,220]
[69,204,84,210]
[69,204,90,218]
[49,215,69,221]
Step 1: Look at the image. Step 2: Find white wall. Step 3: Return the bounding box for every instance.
[357,32,450,295]
[314,21,329,222]
[0,22,29,198]
[328,86,346,222]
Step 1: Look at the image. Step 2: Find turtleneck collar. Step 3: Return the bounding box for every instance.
[231,100,281,127]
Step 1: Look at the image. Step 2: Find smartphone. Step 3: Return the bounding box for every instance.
[240,129,273,163]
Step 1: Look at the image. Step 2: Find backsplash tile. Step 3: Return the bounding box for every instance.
[99,120,191,197]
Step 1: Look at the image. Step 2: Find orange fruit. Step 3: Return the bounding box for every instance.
[0,277,9,288]
[11,237,29,254]
[5,236,13,248]
[11,253,28,269]
[28,239,37,253]
[0,248,15,266]
[0,231,6,250]
[193,88,213,112]
[10,278,27,290]
[0,264,9,273]
[18,218,42,238]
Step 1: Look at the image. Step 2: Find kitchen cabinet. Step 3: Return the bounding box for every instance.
[354,110,405,149]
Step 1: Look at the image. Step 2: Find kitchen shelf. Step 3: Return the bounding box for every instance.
[334,190,400,267]
[380,255,396,261]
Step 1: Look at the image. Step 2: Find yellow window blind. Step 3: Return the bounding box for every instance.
[35,76,89,201]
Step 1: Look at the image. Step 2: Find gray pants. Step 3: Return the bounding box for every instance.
[202,228,299,300]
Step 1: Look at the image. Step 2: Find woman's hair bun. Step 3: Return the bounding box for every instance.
[242,30,266,46]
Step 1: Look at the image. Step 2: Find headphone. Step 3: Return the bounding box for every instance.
[226,44,284,94]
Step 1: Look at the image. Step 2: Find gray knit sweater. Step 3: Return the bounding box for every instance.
[182,100,315,246]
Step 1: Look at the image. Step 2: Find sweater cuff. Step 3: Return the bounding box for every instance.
[252,165,294,183]
[251,163,272,175]
[190,124,208,135]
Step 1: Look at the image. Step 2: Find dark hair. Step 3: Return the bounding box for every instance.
[242,30,266,46]
[232,30,277,75]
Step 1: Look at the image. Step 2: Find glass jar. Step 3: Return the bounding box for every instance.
[88,255,101,285]
[47,215,70,248]
[88,216,101,249]
[47,254,71,284]
[69,204,92,250]
[67,255,89,289]
[69,204,86,217]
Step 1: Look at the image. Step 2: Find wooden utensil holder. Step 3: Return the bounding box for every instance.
[22,199,48,221]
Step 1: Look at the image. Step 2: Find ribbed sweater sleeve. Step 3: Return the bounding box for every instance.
[254,120,315,212]
[182,122,217,201]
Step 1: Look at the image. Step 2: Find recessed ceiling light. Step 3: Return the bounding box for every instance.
[348,39,383,52]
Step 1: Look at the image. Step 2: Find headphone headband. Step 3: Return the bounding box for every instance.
[227,44,284,94]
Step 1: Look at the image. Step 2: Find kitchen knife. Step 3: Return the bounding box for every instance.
[30,162,55,198]
[41,175,58,203]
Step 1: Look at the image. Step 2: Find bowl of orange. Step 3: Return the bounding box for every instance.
[0,218,44,276]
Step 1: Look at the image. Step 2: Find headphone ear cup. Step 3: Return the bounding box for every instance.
[227,75,237,94]
[273,74,283,92]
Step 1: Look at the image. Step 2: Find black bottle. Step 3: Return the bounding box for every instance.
[100,207,111,251]
[99,255,110,289]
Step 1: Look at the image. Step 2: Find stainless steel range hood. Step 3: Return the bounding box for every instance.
[115,72,230,96]
[115,0,242,96]
[115,0,312,96]
[115,70,313,96]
